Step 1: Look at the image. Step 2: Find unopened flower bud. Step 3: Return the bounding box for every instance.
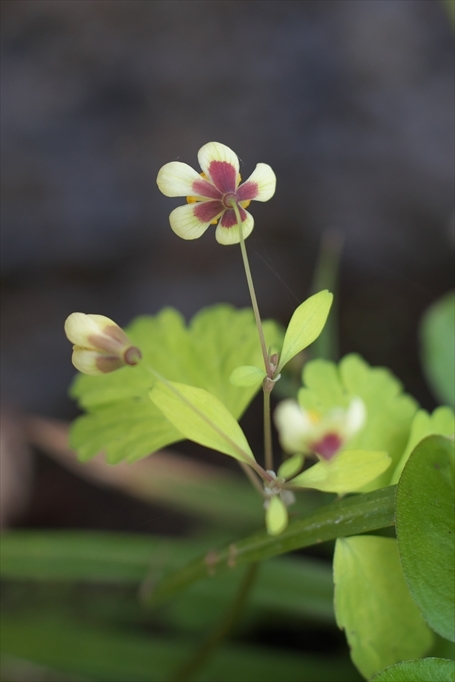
[64,313,142,375]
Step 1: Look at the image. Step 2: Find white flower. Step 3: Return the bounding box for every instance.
[274,398,366,460]
[157,141,276,245]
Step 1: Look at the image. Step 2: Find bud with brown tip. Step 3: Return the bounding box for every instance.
[64,313,142,375]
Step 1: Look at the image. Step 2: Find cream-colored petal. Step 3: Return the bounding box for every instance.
[215,210,254,245]
[197,142,239,183]
[274,400,313,453]
[71,348,105,375]
[344,398,367,438]
[64,313,115,347]
[156,162,203,197]
[239,163,276,202]
[169,203,219,240]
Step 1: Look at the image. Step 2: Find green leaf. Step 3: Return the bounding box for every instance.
[149,381,255,464]
[70,397,180,464]
[277,290,333,372]
[230,365,266,386]
[391,406,455,484]
[334,536,433,680]
[69,305,283,463]
[420,291,455,408]
[369,658,455,682]
[278,453,305,479]
[0,614,363,682]
[297,354,418,490]
[265,496,288,535]
[0,531,202,584]
[396,435,455,641]
[0,531,337,626]
[150,486,396,603]
[291,450,391,494]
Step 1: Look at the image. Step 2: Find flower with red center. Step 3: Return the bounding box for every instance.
[274,398,366,461]
[156,141,276,245]
[64,313,142,375]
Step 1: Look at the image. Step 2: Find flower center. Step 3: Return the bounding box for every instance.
[311,432,343,460]
[222,192,238,209]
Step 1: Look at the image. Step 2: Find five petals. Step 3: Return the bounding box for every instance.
[156,142,276,245]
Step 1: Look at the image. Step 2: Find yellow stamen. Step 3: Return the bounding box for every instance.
[308,410,321,424]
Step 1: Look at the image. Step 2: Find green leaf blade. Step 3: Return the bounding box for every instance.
[230,365,266,387]
[149,381,255,464]
[396,435,455,641]
[291,450,391,494]
[278,290,333,372]
[334,536,433,680]
[369,658,455,682]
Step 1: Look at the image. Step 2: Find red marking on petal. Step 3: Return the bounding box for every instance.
[220,206,247,228]
[208,161,237,193]
[237,181,259,202]
[192,178,222,200]
[312,433,343,460]
[104,325,130,345]
[193,200,224,223]
[87,332,123,354]
[95,355,124,373]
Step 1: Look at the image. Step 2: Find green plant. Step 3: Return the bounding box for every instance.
[1,142,454,682]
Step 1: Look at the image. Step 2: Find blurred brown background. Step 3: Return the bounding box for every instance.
[1,0,454,528]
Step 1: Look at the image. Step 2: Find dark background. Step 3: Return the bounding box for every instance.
[1,0,454,528]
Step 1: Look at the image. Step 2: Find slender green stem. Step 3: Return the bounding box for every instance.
[228,200,271,376]
[228,199,275,473]
[170,562,260,682]
[263,390,273,472]
[239,460,267,497]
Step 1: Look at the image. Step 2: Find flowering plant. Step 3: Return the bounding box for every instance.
[3,142,452,682]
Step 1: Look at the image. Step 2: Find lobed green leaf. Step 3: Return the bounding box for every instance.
[297,354,418,490]
[392,406,454,484]
[334,536,433,679]
[69,305,282,463]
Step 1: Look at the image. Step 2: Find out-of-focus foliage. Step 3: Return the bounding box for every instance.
[70,305,282,463]
[420,292,455,408]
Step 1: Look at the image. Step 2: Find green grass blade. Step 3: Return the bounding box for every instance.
[0,531,335,625]
[1,615,362,682]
